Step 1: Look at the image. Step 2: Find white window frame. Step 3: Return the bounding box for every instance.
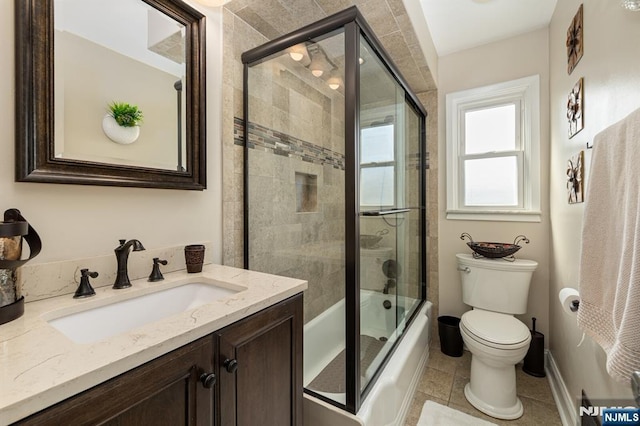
[446,75,541,222]
[360,123,397,209]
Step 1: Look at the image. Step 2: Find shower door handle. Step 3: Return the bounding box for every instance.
[457,266,470,274]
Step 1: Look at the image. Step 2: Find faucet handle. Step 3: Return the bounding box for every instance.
[148,258,168,282]
[74,268,98,298]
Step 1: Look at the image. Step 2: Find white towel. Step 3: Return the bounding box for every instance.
[577,107,640,383]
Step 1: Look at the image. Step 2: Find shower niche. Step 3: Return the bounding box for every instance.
[242,6,427,415]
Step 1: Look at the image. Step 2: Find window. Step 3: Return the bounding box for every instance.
[446,75,540,222]
[360,124,395,208]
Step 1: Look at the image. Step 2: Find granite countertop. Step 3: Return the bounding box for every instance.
[0,264,307,424]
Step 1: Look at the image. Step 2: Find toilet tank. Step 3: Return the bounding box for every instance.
[456,253,538,315]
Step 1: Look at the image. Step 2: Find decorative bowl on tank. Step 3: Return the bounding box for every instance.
[460,233,530,259]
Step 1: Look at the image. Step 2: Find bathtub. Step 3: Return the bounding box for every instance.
[304,290,432,426]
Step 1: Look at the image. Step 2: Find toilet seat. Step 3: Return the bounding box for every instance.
[461,310,530,350]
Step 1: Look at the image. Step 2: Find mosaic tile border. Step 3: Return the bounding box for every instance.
[234,117,345,170]
[234,117,428,170]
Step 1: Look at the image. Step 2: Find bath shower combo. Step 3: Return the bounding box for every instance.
[243,7,429,424]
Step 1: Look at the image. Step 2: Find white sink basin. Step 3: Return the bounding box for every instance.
[47,281,241,344]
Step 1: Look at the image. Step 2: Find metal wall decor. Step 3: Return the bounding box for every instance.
[567,77,584,138]
[566,4,584,75]
[567,150,585,204]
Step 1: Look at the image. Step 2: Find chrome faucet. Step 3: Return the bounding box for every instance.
[113,239,145,289]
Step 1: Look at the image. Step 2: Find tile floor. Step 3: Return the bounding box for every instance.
[405,340,562,425]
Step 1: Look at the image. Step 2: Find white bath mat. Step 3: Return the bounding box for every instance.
[417,400,497,426]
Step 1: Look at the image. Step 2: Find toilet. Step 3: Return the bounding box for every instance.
[456,253,538,420]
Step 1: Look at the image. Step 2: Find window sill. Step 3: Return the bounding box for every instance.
[446,210,541,223]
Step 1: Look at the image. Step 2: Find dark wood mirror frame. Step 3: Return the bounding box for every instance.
[15,0,207,190]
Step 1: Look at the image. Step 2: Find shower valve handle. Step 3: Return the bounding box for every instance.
[224,358,238,374]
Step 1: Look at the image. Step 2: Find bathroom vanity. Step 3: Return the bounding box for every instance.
[0,265,306,425]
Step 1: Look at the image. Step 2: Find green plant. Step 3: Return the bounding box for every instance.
[108,102,143,127]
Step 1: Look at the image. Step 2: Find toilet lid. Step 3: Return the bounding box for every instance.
[461,310,530,346]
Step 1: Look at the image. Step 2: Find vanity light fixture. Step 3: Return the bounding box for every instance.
[288,44,312,67]
[309,51,329,77]
[621,0,640,11]
[288,44,309,63]
[288,42,340,89]
[327,70,342,90]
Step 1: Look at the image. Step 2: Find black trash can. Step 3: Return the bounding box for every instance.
[438,316,463,357]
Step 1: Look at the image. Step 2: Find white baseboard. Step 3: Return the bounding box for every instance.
[546,350,577,426]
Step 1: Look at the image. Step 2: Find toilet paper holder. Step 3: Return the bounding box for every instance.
[570,300,580,312]
[559,287,581,314]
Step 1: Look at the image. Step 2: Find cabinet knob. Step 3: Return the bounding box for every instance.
[200,372,216,388]
[224,358,238,374]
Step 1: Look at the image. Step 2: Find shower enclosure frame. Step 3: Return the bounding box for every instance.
[241,6,427,415]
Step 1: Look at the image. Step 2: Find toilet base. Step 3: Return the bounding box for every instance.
[464,383,523,420]
[463,354,525,420]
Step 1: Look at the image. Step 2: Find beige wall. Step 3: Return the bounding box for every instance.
[437,28,551,340]
[548,1,639,405]
[1,1,224,266]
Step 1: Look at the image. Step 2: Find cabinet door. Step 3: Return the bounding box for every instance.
[217,294,303,426]
[16,336,216,426]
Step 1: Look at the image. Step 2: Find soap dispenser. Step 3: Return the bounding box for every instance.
[74,269,98,298]
[148,258,168,282]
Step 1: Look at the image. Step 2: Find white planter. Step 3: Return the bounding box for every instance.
[102,115,140,145]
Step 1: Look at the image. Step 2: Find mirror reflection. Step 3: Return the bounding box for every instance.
[53,0,187,171]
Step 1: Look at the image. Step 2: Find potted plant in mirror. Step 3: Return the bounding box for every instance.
[102,102,144,145]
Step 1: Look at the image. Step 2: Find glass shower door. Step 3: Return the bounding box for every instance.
[245,30,348,407]
[396,102,423,325]
[358,34,415,393]
[243,9,427,414]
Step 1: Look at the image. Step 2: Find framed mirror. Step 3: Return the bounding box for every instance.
[15,0,206,190]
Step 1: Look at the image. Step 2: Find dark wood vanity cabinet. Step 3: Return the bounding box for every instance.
[16,336,216,426]
[14,294,302,426]
[216,293,303,426]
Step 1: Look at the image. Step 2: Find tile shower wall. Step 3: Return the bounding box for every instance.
[221,9,266,268]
